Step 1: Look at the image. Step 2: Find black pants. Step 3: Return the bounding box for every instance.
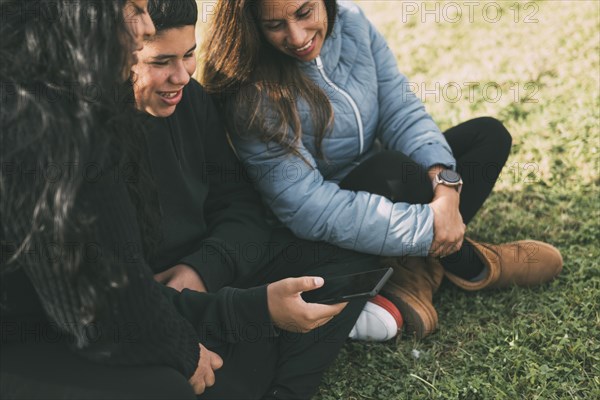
[0,236,375,400]
[203,232,376,400]
[340,117,512,276]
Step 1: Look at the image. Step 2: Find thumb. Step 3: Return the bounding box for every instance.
[289,276,324,294]
[154,270,168,283]
[210,351,224,370]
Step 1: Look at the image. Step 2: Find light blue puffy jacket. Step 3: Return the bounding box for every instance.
[231,1,456,256]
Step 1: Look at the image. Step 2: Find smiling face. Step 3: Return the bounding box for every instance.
[258,0,328,62]
[131,25,197,117]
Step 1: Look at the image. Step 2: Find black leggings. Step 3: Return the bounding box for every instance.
[340,117,512,278]
[204,232,377,400]
[1,236,376,400]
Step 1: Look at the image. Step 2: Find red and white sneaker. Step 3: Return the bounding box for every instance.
[348,295,403,341]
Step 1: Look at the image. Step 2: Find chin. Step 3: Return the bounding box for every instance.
[144,103,174,117]
[157,107,176,118]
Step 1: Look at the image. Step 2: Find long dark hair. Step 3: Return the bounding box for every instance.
[0,0,155,322]
[202,0,337,159]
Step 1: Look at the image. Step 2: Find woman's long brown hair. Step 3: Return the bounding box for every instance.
[202,0,337,159]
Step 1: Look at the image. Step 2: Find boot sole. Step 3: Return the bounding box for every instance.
[370,294,403,331]
[382,281,438,340]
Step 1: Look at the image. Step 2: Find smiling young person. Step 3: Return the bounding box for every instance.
[202,0,564,339]
[127,1,389,398]
[131,27,197,116]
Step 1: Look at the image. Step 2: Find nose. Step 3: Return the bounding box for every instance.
[286,21,308,48]
[128,11,156,51]
[170,61,191,86]
[141,12,156,41]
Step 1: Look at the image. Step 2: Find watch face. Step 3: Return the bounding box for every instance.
[439,169,461,184]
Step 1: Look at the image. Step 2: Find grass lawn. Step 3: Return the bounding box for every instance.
[312,1,599,399]
[196,0,598,398]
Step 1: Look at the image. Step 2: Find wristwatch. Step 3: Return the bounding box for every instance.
[433,170,463,193]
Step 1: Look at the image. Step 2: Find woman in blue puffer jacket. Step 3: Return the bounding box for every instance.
[203,0,563,340]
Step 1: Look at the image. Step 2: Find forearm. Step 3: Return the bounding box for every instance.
[234,138,436,257]
[427,167,465,256]
[160,284,278,344]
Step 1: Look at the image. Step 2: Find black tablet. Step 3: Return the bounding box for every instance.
[301,267,394,305]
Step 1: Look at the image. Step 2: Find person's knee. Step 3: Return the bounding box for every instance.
[319,247,379,275]
[476,116,513,155]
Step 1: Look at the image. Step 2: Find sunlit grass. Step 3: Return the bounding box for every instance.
[318,1,600,399]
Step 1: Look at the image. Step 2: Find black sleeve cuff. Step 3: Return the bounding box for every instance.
[229,285,277,341]
[159,284,277,344]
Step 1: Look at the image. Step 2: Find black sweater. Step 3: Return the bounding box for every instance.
[142,79,272,289]
[1,80,276,379]
[141,80,277,346]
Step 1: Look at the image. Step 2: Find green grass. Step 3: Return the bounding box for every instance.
[312,1,600,399]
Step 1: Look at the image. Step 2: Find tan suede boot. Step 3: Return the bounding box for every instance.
[445,238,563,290]
[380,256,444,339]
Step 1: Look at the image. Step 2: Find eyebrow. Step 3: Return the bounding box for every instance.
[261,1,311,22]
[130,0,148,9]
[151,44,197,61]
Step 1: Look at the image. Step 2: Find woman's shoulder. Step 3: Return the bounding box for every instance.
[336,1,371,31]
[318,2,374,71]
[328,1,374,54]
[337,1,363,15]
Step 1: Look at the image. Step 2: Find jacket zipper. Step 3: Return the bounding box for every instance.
[315,56,364,155]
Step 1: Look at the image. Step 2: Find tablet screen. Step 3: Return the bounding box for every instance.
[301,267,393,304]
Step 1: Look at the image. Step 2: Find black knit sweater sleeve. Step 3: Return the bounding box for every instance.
[14,164,201,378]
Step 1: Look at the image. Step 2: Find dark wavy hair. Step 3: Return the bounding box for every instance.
[0,0,154,322]
[148,0,197,32]
[202,0,337,160]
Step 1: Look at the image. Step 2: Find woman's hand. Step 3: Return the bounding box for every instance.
[267,277,347,333]
[154,264,207,293]
[188,344,223,395]
[429,185,465,258]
